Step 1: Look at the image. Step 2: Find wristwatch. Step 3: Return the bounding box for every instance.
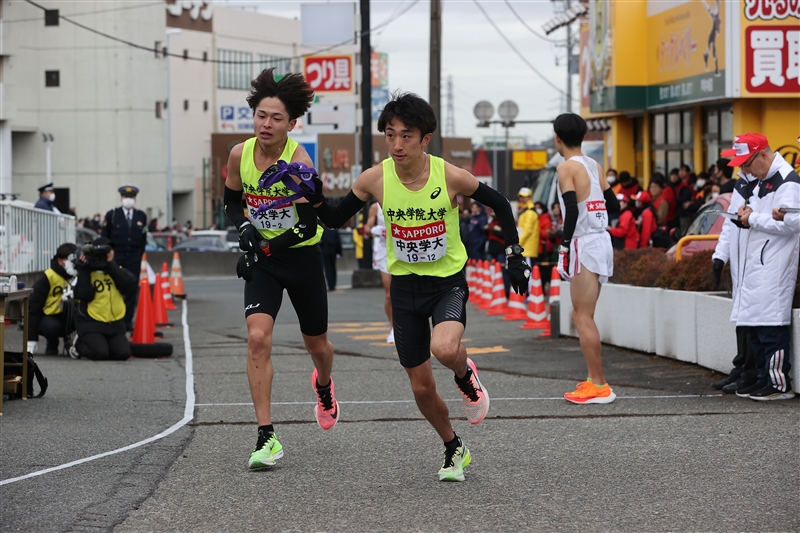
[505,244,524,256]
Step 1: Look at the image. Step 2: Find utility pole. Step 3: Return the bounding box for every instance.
[565,0,572,113]
[360,0,372,171]
[428,0,442,156]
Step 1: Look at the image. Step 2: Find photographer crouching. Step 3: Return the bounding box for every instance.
[73,237,137,360]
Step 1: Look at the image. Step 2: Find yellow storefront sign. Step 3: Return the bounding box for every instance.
[512,150,548,170]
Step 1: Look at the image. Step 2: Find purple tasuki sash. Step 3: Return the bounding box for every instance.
[254,161,319,215]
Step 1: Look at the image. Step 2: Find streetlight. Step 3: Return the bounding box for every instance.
[42,133,54,184]
[166,28,182,228]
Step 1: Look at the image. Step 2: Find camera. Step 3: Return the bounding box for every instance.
[81,242,112,270]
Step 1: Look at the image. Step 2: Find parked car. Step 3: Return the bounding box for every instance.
[75,227,99,246]
[145,232,163,251]
[188,229,239,252]
[172,236,231,252]
[151,231,188,251]
[666,192,732,260]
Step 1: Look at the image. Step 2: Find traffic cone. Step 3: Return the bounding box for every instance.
[486,262,508,316]
[162,262,177,310]
[170,252,186,299]
[477,260,494,310]
[503,288,528,321]
[132,278,155,344]
[471,260,485,305]
[152,268,173,328]
[139,253,149,281]
[539,266,561,338]
[466,260,476,292]
[520,265,549,330]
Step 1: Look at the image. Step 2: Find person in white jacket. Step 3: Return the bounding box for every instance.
[710,159,759,394]
[726,133,799,401]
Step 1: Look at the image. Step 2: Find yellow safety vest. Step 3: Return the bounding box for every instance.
[382,155,467,277]
[87,271,126,323]
[239,136,322,246]
[43,268,69,315]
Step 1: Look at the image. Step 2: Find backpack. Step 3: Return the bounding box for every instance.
[3,352,48,399]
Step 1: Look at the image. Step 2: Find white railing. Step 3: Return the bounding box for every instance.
[0,200,76,275]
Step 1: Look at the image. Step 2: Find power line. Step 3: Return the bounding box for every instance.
[502,0,563,44]
[471,0,578,103]
[22,0,420,64]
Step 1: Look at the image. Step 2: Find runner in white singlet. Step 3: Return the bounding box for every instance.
[364,201,393,343]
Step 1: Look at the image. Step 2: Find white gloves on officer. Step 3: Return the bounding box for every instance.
[27,340,38,354]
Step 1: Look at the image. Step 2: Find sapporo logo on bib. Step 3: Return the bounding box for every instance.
[245,194,297,230]
[586,200,608,229]
[391,220,447,263]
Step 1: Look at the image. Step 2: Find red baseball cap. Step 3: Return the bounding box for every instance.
[633,191,652,203]
[723,133,769,167]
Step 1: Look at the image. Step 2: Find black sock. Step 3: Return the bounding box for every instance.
[454,366,473,384]
[315,378,330,391]
[257,425,274,438]
[444,435,461,449]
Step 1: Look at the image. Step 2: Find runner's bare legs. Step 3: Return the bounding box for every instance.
[570,267,607,385]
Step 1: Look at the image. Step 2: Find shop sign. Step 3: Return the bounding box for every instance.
[218,104,253,133]
[166,0,213,32]
[512,150,548,171]
[303,55,354,93]
[646,0,726,106]
[371,52,388,88]
[739,0,800,96]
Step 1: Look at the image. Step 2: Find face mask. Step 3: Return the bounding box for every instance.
[607,176,616,185]
[696,179,706,188]
[63,260,76,277]
[535,208,543,215]
[122,198,135,209]
[49,193,56,202]
[711,192,720,199]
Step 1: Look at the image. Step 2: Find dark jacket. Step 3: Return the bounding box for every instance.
[29,258,72,337]
[101,207,148,256]
[74,260,137,335]
[320,227,342,257]
[34,197,57,212]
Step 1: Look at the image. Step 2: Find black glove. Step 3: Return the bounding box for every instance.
[236,253,256,282]
[506,253,531,295]
[237,221,260,252]
[712,259,724,286]
[304,174,325,205]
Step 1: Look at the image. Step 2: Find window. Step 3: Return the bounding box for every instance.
[703,105,733,169]
[184,99,189,111]
[217,49,252,90]
[45,70,59,87]
[45,9,59,26]
[650,110,694,175]
[203,100,209,112]
[156,101,162,119]
[257,54,291,79]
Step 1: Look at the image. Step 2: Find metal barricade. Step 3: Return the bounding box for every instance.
[0,200,76,275]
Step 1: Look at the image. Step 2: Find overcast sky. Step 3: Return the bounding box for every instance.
[218,0,577,146]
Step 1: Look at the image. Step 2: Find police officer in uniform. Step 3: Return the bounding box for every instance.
[73,237,136,360]
[28,243,78,355]
[34,183,61,213]
[101,185,148,332]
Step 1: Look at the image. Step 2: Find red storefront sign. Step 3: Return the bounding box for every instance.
[303,55,354,93]
[745,26,800,93]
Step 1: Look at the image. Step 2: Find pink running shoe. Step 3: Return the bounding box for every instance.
[312,368,340,430]
[454,358,490,424]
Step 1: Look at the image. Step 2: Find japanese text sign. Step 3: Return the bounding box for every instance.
[303,55,354,93]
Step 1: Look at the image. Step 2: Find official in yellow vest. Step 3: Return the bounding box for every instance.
[73,237,137,360]
[306,92,532,482]
[28,243,78,355]
[516,187,540,263]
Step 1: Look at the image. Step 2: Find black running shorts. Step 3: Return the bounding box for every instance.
[243,244,328,337]
[390,270,469,368]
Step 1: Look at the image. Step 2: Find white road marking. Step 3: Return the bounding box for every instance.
[1,301,196,486]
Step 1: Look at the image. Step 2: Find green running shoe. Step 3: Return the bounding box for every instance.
[248,433,283,470]
[438,441,471,482]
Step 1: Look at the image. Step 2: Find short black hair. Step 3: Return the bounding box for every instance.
[246,68,314,121]
[619,171,631,183]
[680,164,692,173]
[717,158,733,180]
[377,92,437,137]
[669,168,680,177]
[55,243,77,259]
[553,113,587,148]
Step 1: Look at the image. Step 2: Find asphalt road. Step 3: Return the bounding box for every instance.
[1,276,798,533]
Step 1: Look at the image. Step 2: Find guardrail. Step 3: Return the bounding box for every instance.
[0,200,76,275]
[674,234,719,261]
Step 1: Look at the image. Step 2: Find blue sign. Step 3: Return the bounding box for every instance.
[220,105,234,121]
[371,88,390,121]
[300,142,317,168]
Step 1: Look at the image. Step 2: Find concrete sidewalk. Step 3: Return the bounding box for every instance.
[1,277,797,532]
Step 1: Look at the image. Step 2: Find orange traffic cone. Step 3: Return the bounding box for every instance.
[139,253,149,281]
[539,266,561,337]
[132,278,155,344]
[152,267,173,328]
[486,262,508,316]
[162,262,177,310]
[478,260,494,310]
[170,252,186,299]
[466,260,476,292]
[503,288,528,321]
[471,260,484,305]
[520,265,549,330]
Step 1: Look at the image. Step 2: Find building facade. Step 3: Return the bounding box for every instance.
[580,0,799,182]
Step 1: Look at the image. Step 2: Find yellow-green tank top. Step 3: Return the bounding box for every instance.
[239,137,322,246]
[382,155,467,277]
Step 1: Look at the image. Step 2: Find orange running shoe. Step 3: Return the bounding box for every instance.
[564,381,616,404]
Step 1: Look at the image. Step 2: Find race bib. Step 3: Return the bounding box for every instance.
[246,194,297,230]
[586,200,608,229]
[391,220,447,263]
